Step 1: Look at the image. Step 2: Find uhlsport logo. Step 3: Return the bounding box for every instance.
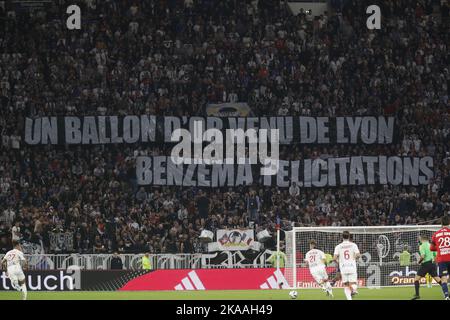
[174,271,205,291]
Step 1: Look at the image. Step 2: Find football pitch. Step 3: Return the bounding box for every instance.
[0,286,444,300]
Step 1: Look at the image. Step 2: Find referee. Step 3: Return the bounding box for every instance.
[412,234,441,300]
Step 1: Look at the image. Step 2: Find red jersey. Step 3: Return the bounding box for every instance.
[430,226,450,263]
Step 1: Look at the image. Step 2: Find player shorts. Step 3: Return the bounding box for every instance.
[417,261,437,278]
[437,261,450,278]
[7,265,25,283]
[310,267,328,284]
[341,273,357,283]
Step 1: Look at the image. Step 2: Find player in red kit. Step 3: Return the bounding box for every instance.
[430,215,450,300]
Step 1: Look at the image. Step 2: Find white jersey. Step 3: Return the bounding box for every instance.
[305,249,326,270]
[333,240,360,274]
[3,249,25,269]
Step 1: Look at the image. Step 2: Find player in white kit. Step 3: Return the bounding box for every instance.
[304,240,333,297]
[1,241,28,300]
[333,231,360,300]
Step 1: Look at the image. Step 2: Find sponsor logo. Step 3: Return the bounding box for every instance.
[260,269,288,289]
[388,267,435,285]
[174,271,205,291]
[296,279,366,288]
[0,270,79,291]
[120,268,285,291]
[391,276,432,285]
[0,269,147,291]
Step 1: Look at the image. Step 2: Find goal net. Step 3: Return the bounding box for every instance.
[284,225,441,289]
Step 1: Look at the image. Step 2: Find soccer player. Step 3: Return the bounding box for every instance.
[430,215,450,300]
[333,231,360,300]
[330,234,353,287]
[411,234,441,300]
[1,241,28,300]
[304,240,333,297]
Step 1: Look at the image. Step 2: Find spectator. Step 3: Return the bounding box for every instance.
[11,221,21,242]
[196,191,210,220]
[289,182,300,198]
[110,252,124,270]
[1,206,15,227]
[247,190,261,224]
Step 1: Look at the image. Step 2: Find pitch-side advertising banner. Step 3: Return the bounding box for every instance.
[0,270,149,291]
[119,268,367,291]
[1,267,430,291]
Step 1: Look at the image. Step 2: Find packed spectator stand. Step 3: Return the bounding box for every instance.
[0,0,449,255]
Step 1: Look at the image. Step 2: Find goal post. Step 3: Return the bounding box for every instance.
[283,225,441,289]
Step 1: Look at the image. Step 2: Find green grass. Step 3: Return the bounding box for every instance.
[0,286,444,300]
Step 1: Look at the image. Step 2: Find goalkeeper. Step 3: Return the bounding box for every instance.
[412,235,442,300]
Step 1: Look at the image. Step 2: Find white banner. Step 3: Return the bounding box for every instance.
[213,229,256,251]
[24,115,396,145]
[21,240,45,255]
[136,156,434,187]
[49,232,74,252]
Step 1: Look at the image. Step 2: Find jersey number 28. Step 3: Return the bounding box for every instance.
[438,237,450,248]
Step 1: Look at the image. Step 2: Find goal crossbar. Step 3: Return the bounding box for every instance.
[290,225,441,232]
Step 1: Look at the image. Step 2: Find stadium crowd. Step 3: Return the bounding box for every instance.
[0,0,449,254]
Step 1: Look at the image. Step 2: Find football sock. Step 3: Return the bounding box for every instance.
[350,284,358,293]
[344,287,352,300]
[441,282,449,298]
[12,281,20,291]
[20,284,27,300]
[414,280,420,296]
[326,282,333,294]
